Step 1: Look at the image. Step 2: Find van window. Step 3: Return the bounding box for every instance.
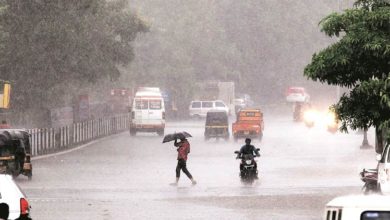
[191,102,201,108]
[135,100,148,110]
[361,211,390,220]
[149,100,162,110]
[215,102,225,107]
[202,102,213,108]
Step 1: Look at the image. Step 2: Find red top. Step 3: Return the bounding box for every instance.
[177,140,190,161]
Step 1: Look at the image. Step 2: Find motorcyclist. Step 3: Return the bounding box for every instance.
[237,138,260,178]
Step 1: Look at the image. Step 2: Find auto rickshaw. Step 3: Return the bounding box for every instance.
[0,129,32,180]
[204,110,229,141]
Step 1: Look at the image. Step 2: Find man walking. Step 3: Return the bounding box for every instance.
[171,137,197,185]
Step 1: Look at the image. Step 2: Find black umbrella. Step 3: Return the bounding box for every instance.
[162,131,192,143]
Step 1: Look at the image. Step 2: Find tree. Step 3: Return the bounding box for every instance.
[0,0,147,126]
[304,0,390,153]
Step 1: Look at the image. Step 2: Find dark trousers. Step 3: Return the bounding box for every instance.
[176,159,193,179]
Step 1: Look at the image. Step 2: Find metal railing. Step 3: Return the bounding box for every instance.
[27,114,129,156]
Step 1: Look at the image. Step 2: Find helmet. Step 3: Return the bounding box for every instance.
[245,138,251,144]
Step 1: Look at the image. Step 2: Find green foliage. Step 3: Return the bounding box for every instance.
[335,79,390,131]
[305,1,390,87]
[0,0,147,114]
[305,0,390,151]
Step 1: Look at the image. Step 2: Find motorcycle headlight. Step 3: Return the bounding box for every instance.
[245,160,252,165]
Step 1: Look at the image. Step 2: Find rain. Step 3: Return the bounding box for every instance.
[0,0,389,219]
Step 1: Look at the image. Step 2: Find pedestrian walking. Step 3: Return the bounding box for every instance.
[171,137,197,185]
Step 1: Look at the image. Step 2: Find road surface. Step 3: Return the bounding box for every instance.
[17,114,377,219]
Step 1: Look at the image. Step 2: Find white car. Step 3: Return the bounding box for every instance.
[324,195,390,220]
[0,174,31,220]
[377,144,390,193]
[285,87,310,103]
[189,100,229,118]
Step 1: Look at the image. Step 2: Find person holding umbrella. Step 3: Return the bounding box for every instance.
[172,137,196,185]
[163,132,197,185]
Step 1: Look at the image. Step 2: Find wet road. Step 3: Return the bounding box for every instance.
[17,115,377,219]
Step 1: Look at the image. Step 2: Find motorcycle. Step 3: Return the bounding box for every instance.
[234,149,260,184]
[360,168,378,194]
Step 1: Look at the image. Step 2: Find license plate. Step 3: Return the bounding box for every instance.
[244,131,249,135]
[23,163,31,170]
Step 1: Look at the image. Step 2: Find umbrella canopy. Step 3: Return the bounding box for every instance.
[162,131,192,143]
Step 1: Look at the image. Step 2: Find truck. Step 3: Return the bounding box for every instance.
[232,108,264,141]
[129,87,165,136]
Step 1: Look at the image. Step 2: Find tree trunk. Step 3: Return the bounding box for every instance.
[375,126,385,154]
[360,128,372,149]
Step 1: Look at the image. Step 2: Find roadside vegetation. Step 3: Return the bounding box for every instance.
[305,0,390,152]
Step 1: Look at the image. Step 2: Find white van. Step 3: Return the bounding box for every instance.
[189,100,229,118]
[130,88,165,136]
[324,195,390,220]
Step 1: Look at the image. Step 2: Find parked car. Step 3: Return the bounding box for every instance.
[324,195,390,220]
[232,108,264,141]
[189,100,229,118]
[204,110,229,141]
[0,174,31,220]
[286,87,310,103]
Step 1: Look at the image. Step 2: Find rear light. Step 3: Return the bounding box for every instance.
[162,112,165,119]
[131,111,135,119]
[20,198,29,215]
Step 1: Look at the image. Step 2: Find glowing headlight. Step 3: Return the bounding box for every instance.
[325,111,337,126]
[303,110,317,122]
[245,160,252,165]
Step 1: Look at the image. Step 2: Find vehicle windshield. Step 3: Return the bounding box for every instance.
[361,211,390,220]
[149,100,162,110]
